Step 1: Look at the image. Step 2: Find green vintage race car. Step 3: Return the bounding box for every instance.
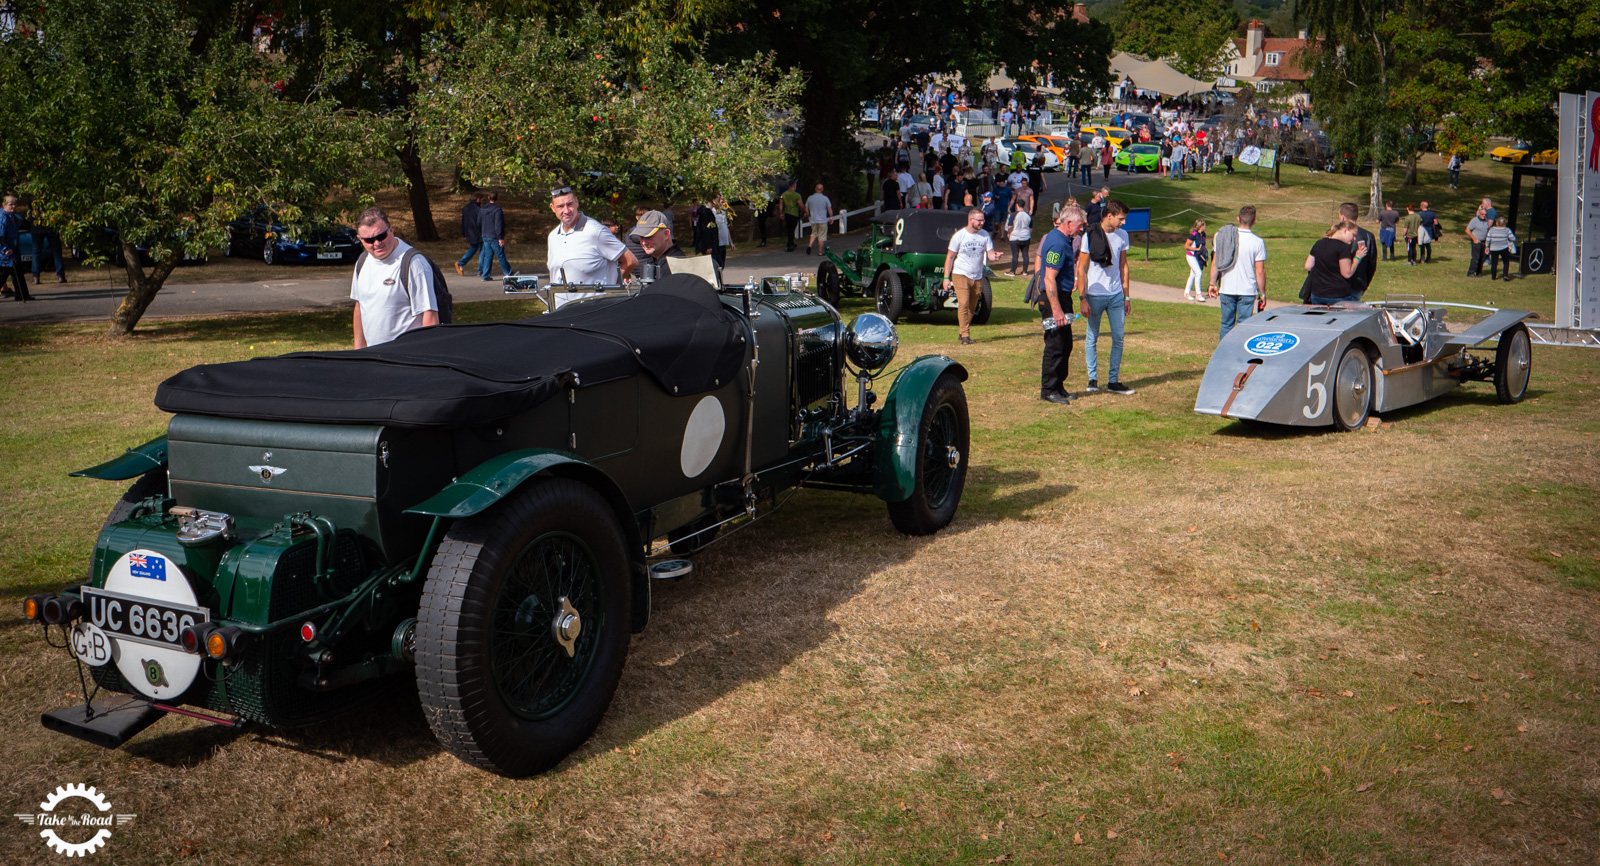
[1114,143,1161,173]
[815,209,993,326]
[24,273,971,778]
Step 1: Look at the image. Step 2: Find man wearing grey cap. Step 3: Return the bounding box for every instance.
[630,210,686,281]
[546,185,635,284]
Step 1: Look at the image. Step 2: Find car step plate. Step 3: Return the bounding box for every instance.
[42,697,165,749]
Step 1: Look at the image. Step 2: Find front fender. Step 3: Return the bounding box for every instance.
[406,449,651,632]
[873,356,969,503]
[71,435,168,480]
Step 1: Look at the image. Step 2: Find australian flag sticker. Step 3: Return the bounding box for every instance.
[128,552,166,581]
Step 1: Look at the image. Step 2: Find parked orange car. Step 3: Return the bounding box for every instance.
[1018,134,1075,165]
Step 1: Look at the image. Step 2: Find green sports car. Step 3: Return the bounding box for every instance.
[1114,143,1161,173]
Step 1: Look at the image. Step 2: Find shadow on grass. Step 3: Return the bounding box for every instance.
[125,682,439,770]
[104,471,1063,777]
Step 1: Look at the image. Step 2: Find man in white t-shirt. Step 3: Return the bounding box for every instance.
[941,208,1003,345]
[350,207,438,348]
[546,185,636,284]
[804,184,833,255]
[1208,204,1268,339]
[1074,199,1135,395]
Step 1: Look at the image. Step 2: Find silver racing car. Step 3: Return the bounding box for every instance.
[1195,296,1534,429]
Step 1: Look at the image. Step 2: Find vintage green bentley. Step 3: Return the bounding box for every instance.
[25,273,970,777]
[815,208,994,326]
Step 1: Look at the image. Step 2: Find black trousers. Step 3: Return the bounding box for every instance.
[2,261,32,300]
[1040,300,1072,395]
[1468,241,1485,275]
[757,213,769,244]
[1490,249,1513,280]
[783,215,799,250]
[1406,238,1418,264]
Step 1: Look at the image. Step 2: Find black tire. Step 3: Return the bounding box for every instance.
[1494,323,1531,404]
[415,478,631,777]
[1331,344,1373,431]
[263,243,277,266]
[970,277,993,325]
[816,262,842,308]
[874,270,906,323]
[886,372,970,535]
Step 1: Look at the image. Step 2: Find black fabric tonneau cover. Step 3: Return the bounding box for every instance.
[154,274,747,427]
[870,208,970,254]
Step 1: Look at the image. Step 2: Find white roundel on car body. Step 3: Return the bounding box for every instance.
[101,549,205,701]
[680,396,726,478]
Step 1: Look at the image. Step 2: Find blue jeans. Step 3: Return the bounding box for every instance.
[1448,167,1460,187]
[1309,293,1356,306]
[1172,159,1184,180]
[478,239,513,278]
[1219,293,1255,340]
[1080,162,1093,186]
[456,241,481,269]
[1083,292,1125,384]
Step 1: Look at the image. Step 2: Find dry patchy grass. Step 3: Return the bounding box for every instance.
[1,291,1598,865]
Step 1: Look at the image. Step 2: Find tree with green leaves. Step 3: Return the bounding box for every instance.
[703,1,1114,202]
[1298,0,1424,216]
[416,15,802,214]
[1116,0,1239,79]
[0,0,395,336]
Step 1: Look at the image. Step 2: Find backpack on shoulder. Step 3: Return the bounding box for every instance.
[356,249,454,324]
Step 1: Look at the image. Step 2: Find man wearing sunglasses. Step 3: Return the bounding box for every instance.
[350,207,440,348]
[546,186,635,285]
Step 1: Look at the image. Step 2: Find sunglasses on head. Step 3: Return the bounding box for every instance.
[358,229,389,245]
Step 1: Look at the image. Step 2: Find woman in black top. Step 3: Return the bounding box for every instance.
[1303,219,1368,305]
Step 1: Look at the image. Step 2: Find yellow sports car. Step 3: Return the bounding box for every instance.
[1083,126,1134,150]
[1490,141,1558,164]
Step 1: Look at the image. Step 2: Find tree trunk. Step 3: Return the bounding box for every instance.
[1404,150,1418,186]
[398,18,439,242]
[794,61,852,201]
[1368,166,1383,220]
[106,242,180,337]
[452,165,478,194]
[398,136,439,242]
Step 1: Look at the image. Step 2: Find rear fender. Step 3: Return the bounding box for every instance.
[71,435,168,480]
[873,357,969,502]
[406,449,651,633]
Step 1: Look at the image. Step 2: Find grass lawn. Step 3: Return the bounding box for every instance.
[3,193,1598,863]
[1091,156,1550,315]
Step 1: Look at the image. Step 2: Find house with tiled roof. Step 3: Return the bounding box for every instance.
[1217,20,1311,100]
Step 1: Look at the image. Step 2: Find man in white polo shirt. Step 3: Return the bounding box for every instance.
[350,207,438,348]
[546,185,636,284]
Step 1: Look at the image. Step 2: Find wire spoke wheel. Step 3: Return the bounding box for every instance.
[417,478,631,777]
[490,532,603,721]
[887,370,970,535]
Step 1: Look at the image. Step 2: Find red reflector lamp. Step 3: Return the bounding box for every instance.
[179,623,214,654]
[300,622,317,642]
[41,595,83,625]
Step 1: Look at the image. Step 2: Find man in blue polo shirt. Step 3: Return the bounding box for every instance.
[1034,205,1086,404]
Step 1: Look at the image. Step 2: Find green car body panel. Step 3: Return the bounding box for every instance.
[873,356,970,502]
[71,435,169,481]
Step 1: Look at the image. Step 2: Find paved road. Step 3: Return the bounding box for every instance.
[0,169,1169,327]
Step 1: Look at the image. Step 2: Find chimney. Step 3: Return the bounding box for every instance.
[1072,3,1089,24]
[1246,20,1264,59]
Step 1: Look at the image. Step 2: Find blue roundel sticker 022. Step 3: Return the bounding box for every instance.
[1244,332,1300,356]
